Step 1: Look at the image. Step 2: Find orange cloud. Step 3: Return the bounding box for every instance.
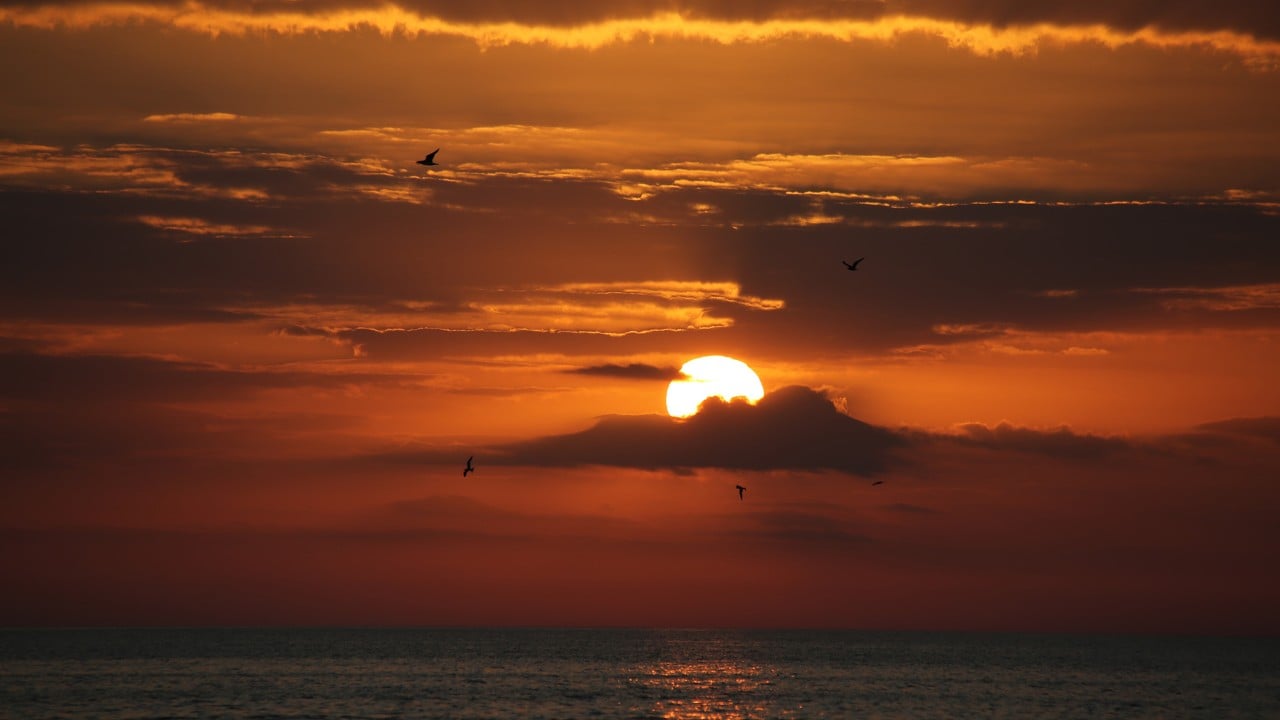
[1137,283,1280,311]
[135,215,301,238]
[143,112,241,122]
[3,6,1277,68]
[237,281,782,338]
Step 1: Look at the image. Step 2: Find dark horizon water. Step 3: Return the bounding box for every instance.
[2,628,1278,719]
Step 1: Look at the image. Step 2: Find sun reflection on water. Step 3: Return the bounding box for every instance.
[628,654,791,719]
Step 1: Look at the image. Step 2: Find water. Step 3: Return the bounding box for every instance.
[2,629,1277,719]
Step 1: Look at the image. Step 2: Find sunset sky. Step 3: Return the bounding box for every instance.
[2,1,1279,634]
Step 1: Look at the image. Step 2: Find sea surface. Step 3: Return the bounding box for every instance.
[1,628,1278,719]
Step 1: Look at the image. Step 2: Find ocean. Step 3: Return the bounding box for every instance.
[1,629,1277,719]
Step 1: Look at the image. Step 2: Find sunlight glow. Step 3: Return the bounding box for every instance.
[666,355,765,418]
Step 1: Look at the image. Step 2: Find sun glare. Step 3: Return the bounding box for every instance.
[666,355,765,418]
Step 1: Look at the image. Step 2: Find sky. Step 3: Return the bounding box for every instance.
[2,0,1279,634]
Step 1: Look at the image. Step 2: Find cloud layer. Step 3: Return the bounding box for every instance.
[497,385,902,473]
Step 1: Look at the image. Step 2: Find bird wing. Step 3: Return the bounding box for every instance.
[853,257,864,267]
[426,149,439,161]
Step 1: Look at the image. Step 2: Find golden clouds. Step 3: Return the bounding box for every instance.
[1138,283,1280,312]
[238,281,783,338]
[143,111,241,122]
[548,281,785,311]
[3,4,1278,67]
[135,214,299,238]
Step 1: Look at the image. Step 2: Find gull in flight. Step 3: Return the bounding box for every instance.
[462,456,475,477]
[417,149,440,167]
[842,258,864,271]
[736,485,746,500]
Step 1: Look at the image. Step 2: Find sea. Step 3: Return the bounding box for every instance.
[1,629,1278,719]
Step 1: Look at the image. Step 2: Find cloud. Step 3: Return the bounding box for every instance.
[894,1,1280,41]
[262,281,784,342]
[1,3,1276,64]
[143,112,241,123]
[1194,416,1280,443]
[565,362,684,380]
[546,281,785,311]
[0,143,413,203]
[1135,283,1280,312]
[135,215,302,239]
[495,385,903,474]
[0,351,390,404]
[940,421,1132,460]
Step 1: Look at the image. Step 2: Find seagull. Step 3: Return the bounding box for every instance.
[462,456,474,477]
[871,480,884,486]
[736,484,746,500]
[416,149,440,167]
[842,258,864,271]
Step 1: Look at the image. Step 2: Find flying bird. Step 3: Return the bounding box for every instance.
[462,456,474,477]
[417,149,440,167]
[843,258,864,271]
[736,484,746,500]
[871,480,884,486]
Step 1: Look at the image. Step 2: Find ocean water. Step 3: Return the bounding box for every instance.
[1,629,1277,719]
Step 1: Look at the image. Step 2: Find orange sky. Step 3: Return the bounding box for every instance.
[2,1,1279,634]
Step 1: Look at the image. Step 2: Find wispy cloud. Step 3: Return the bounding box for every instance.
[564,363,685,381]
[224,281,781,342]
[1136,283,1280,311]
[546,281,785,311]
[136,215,303,239]
[3,6,1277,67]
[0,143,413,203]
[143,112,241,123]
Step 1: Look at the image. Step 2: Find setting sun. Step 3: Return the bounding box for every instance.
[2,0,1279,659]
[665,355,766,418]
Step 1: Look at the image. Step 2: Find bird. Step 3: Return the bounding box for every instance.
[462,456,474,477]
[736,484,746,500]
[842,258,864,271]
[416,149,440,167]
[871,480,884,486]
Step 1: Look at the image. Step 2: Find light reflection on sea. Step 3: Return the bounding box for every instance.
[1,628,1277,719]
[630,658,776,719]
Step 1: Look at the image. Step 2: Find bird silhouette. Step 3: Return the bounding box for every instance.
[736,484,746,500]
[843,258,864,271]
[462,456,474,477]
[871,480,884,486]
[417,149,440,167]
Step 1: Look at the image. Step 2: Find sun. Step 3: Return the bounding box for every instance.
[666,355,765,418]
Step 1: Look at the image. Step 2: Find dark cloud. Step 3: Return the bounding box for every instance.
[565,363,684,380]
[363,393,1280,478]
[895,0,1280,40]
[1193,416,1280,443]
[0,351,389,404]
[496,385,903,474]
[5,167,1279,362]
[943,422,1132,461]
[2,1,1275,38]
[726,202,1280,356]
